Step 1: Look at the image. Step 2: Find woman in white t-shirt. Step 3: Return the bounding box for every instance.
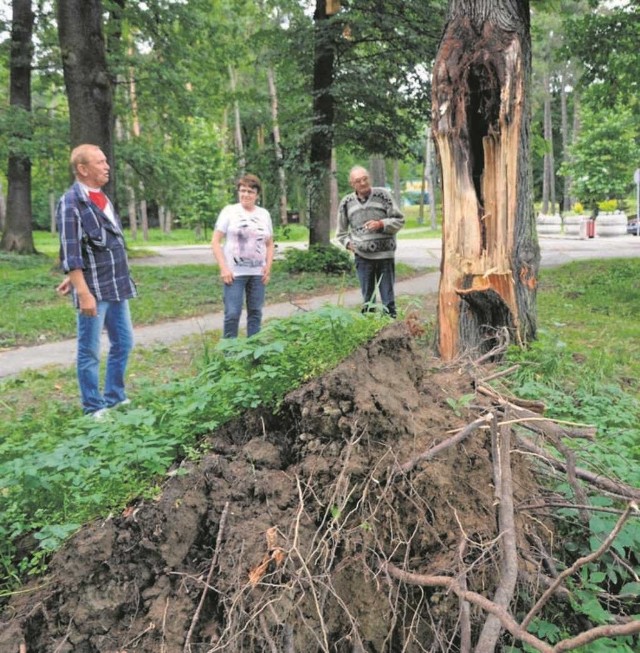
[211,174,274,338]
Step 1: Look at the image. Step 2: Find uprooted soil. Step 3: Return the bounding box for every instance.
[1,322,552,653]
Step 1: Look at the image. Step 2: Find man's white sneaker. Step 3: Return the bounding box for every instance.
[113,399,131,408]
[91,408,110,421]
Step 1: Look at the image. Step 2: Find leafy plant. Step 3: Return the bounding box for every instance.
[503,261,640,646]
[282,244,354,275]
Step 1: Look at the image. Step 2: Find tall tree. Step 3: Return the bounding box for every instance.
[308,0,339,246]
[1,0,35,254]
[433,0,539,361]
[57,0,114,197]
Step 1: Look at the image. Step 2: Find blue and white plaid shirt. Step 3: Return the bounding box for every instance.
[56,182,137,308]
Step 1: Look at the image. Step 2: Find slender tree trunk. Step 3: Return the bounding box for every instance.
[427,131,438,230]
[58,0,115,198]
[49,186,56,235]
[267,65,288,226]
[369,155,386,187]
[330,147,339,231]
[0,179,6,231]
[561,78,574,213]
[229,65,246,174]
[127,63,148,241]
[115,116,138,240]
[542,72,556,215]
[393,160,402,207]
[433,0,539,361]
[560,83,569,213]
[419,132,427,225]
[308,0,336,246]
[1,0,35,254]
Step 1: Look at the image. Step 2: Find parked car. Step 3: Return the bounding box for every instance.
[627,219,640,235]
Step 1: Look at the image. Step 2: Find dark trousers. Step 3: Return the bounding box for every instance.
[354,255,396,318]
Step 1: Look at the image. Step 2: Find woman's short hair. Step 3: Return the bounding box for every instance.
[236,174,261,194]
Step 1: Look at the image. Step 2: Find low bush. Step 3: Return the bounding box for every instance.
[282,244,354,274]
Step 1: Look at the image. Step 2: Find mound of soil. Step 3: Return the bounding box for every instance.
[1,322,549,652]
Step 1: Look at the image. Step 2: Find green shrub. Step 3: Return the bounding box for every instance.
[283,244,354,275]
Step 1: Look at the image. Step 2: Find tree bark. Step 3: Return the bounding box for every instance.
[309,0,336,246]
[0,178,6,232]
[427,132,438,230]
[369,155,386,187]
[229,65,246,174]
[115,115,138,240]
[392,160,402,207]
[267,65,288,226]
[330,147,339,231]
[542,71,556,215]
[560,73,572,213]
[1,0,35,254]
[127,64,148,241]
[57,0,115,198]
[432,0,539,360]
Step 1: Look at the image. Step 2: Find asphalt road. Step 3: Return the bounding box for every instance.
[136,234,640,269]
[1,234,638,378]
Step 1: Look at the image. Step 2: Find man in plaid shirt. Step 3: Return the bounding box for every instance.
[57,144,137,418]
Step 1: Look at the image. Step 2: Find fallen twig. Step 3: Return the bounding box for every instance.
[383,562,554,653]
[522,501,638,629]
[396,413,493,474]
[184,501,230,653]
[384,561,640,653]
[478,385,596,439]
[457,538,471,653]
[517,436,640,501]
[475,414,519,653]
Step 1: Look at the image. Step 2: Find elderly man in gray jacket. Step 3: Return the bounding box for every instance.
[336,165,405,317]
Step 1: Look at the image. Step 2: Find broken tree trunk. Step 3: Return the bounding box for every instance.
[432,0,540,360]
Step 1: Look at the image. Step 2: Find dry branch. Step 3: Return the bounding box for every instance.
[457,539,472,653]
[383,562,555,653]
[384,561,640,653]
[478,384,596,440]
[184,501,230,653]
[517,436,640,501]
[522,502,638,629]
[396,413,493,474]
[475,415,519,653]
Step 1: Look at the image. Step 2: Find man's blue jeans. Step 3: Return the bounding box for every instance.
[77,300,134,414]
[223,275,266,338]
[354,255,397,318]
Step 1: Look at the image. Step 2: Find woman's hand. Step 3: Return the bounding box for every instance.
[220,267,234,285]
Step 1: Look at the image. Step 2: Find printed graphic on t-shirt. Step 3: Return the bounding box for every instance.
[231,214,268,268]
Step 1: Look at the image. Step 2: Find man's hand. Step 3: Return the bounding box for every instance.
[364,220,383,232]
[56,278,72,296]
[78,292,98,317]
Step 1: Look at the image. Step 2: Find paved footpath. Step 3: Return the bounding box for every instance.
[0,272,440,379]
[1,234,637,378]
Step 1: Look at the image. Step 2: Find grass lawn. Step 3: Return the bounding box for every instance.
[0,249,421,349]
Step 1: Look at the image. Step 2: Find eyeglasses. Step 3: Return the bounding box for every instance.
[352,176,369,185]
[238,187,258,195]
